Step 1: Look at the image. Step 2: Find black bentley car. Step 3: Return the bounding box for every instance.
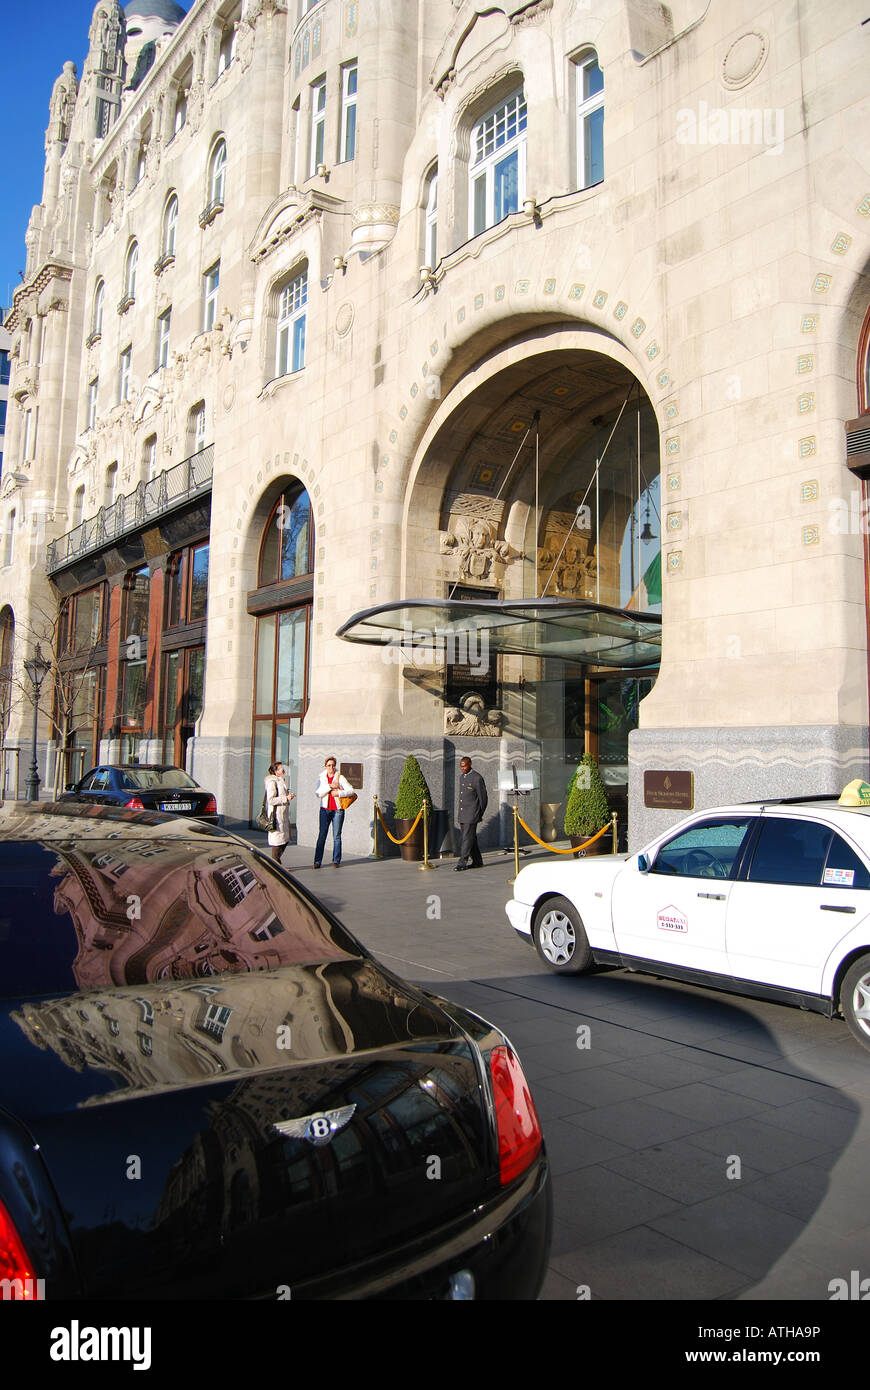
[59,765,219,822]
[0,802,551,1300]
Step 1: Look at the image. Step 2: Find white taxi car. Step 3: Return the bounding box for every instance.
[505,793,870,1051]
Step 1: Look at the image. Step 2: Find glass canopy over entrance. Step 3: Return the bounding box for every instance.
[336,596,662,668]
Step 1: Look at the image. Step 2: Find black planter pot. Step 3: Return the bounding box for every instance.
[395,816,426,862]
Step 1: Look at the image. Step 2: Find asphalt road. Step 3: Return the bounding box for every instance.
[247,831,870,1302]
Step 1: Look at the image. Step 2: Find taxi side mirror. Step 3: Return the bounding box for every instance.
[637,853,651,874]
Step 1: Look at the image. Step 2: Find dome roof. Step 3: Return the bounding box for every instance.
[124,0,187,23]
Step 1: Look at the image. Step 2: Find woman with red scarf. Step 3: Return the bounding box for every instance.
[313,756,354,867]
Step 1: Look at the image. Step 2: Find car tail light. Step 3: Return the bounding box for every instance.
[0,1197,38,1297]
[124,796,145,809]
[203,795,217,814]
[488,1044,543,1186]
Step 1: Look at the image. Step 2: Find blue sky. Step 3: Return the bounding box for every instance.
[1,3,99,313]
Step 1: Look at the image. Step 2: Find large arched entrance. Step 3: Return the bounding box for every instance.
[362,331,663,842]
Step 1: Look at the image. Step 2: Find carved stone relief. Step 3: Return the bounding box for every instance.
[444,691,505,737]
[440,515,517,582]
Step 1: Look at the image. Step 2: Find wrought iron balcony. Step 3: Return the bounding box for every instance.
[46,444,213,575]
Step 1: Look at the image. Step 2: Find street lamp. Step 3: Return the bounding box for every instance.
[23,642,51,802]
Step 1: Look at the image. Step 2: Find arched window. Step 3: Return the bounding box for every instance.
[259,487,313,585]
[251,483,314,823]
[469,87,527,237]
[575,52,604,189]
[162,194,178,259]
[92,280,105,339]
[275,268,308,377]
[210,140,227,206]
[423,165,438,269]
[124,241,138,305]
[72,485,85,529]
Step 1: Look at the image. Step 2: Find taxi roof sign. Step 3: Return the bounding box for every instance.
[838,779,870,806]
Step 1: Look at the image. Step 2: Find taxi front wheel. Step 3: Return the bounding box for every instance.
[840,954,870,1051]
[533,897,593,975]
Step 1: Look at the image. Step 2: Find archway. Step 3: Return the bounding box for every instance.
[400,331,662,838]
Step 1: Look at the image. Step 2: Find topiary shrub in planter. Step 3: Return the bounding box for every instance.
[394,754,433,861]
[563,754,610,857]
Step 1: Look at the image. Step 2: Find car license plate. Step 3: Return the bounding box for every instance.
[162,802,195,812]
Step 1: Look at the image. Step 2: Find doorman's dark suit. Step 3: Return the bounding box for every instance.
[457,768,488,868]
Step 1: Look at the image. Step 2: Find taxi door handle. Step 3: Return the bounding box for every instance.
[698,892,726,900]
[820,904,856,913]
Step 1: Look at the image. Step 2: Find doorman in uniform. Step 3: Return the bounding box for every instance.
[455,756,488,870]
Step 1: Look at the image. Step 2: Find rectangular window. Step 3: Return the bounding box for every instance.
[87,380,98,431]
[119,346,132,402]
[203,262,220,331]
[193,404,207,452]
[577,56,604,190]
[0,401,6,432]
[73,587,104,651]
[125,568,150,640]
[156,309,171,369]
[310,77,326,175]
[20,408,33,462]
[276,270,308,376]
[145,436,159,479]
[0,351,10,386]
[189,543,209,621]
[340,63,357,163]
[425,171,438,269]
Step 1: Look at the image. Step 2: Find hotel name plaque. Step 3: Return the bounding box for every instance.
[643,770,694,810]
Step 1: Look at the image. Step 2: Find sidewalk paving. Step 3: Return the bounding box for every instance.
[237,827,870,1301]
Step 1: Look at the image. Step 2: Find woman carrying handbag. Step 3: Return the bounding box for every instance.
[313,756,356,868]
[264,761,295,863]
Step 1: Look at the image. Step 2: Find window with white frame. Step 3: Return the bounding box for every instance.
[276,268,308,377]
[203,262,220,331]
[125,242,138,300]
[291,96,302,186]
[209,140,227,206]
[92,281,105,339]
[72,486,85,529]
[20,408,33,462]
[310,77,326,174]
[119,346,132,402]
[145,435,159,479]
[469,87,527,237]
[3,509,15,568]
[156,308,171,369]
[190,402,207,453]
[218,20,236,74]
[162,195,178,258]
[575,53,604,189]
[87,380,98,431]
[424,166,438,269]
[174,84,187,134]
[339,63,357,163]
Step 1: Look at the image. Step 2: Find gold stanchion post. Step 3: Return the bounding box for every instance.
[419,798,434,870]
[611,810,618,854]
[372,795,382,859]
[508,802,520,884]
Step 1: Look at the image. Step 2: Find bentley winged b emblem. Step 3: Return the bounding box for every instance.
[272,1104,357,1147]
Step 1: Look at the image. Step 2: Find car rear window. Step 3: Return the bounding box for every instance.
[123,769,197,790]
[0,837,358,999]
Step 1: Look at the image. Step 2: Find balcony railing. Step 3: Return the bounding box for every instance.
[46,444,213,574]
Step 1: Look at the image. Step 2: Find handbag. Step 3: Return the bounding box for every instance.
[338,792,357,810]
[254,791,278,833]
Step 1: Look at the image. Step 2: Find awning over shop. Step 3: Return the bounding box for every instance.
[336,597,661,669]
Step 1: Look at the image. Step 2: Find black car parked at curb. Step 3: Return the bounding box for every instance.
[0,801,551,1300]
[59,764,219,822]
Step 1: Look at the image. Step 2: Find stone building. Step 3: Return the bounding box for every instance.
[1,0,870,852]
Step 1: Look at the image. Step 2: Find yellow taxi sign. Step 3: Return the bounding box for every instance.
[838,779,870,806]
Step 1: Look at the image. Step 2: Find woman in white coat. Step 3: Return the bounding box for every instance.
[264,760,295,863]
[313,756,354,867]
